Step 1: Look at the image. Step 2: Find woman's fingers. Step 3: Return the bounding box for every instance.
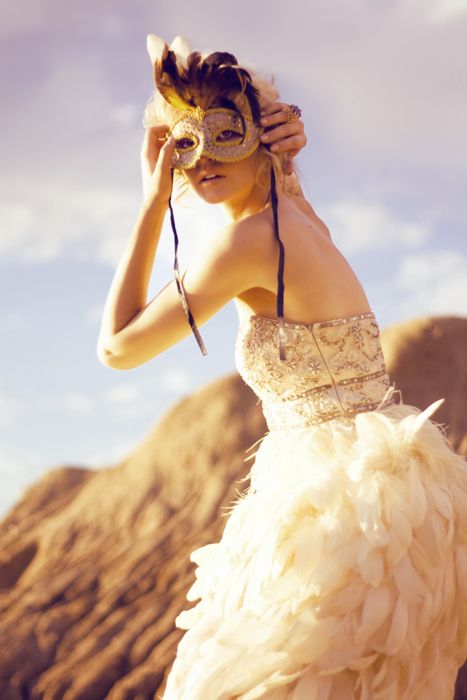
[141,124,170,165]
[271,134,306,154]
[259,102,301,127]
[260,101,290,119]
[147,136,176,202]
[260,120,304,142]
[259,104,306,164]
[141,128,175,204]
[260,122,306,150]
[260,102,307,165]
[156,136,176,170]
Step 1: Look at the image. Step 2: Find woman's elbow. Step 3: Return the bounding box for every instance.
[96,340,133,370]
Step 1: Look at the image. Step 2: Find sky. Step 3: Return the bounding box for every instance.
[0,0,466,517]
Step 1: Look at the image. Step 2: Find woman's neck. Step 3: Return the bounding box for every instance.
[221,180,274,223]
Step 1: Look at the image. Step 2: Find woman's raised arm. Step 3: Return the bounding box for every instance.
[97,216,269,369]
[96,126,175,363]
[96,127,271,370]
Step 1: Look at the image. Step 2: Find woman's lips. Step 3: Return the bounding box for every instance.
[200,174,225,184]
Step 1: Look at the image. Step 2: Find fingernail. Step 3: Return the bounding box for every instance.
[260,117,268,125]
[260,133,269,142]
[271,144,279,151]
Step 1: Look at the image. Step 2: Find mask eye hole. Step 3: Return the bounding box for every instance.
[216,129,242,143]
[176,136,197,150]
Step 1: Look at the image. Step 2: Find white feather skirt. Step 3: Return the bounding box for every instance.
[161,397,467,700]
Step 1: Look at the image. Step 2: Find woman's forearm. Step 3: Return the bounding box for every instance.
[97,198,167,348]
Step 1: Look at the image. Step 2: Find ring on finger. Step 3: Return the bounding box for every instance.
[283,104,302,122]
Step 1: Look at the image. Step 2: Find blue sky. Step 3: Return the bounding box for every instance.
[1,0,466,517]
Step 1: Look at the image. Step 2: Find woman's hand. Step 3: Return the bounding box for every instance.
[140,125,177,206]
[259,103,307,175]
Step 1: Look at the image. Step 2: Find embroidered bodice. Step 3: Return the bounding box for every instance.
[235,310,395,431]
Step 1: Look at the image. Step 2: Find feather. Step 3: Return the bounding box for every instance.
[147,33,192,67]
[385,595,409,655]
[170,35,191,63]
[146,33,166,64]
[149,39,262,123]
[354,585,393,645]
[407,465,428,528]
[403,398,445,440]
[154,44,195,111]
[431,482,454,520]
[394,552,427,604]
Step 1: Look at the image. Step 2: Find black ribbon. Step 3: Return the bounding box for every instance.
[168,164,286,361]
[168,169,208,356]
[270,164,287,361]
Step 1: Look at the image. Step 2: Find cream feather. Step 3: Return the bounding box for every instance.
[147,33,192,66]
[146,34,166,64]
[170,35,192,64]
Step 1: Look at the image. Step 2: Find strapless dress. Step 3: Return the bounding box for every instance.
[161,309,467,700]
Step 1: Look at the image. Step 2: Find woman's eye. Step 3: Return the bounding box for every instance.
[176,137,195,149]
[216,129,240,142]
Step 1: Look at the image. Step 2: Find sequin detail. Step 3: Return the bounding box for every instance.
[235,311,396,430]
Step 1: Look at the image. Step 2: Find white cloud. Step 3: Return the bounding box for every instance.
[0,201,35,253]
[406,0,467,24]
[286,2,467,175]
[0,3,44,36]
[0,448,44,520]
[396,249,467,317]
[84,304,104,325]
[0,180,155,266]
[0,390,22,426]
[2,312,26,332]
[0,186,105,261]
[322,198,432,253]
[159,369,193,393]
[85,437,139,469]
[0,176,226,269]
[109,103,141,128]
[63,393,94,415]
[106,384,141,403]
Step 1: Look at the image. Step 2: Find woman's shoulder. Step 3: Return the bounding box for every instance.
[216,208,279,260]
[211,195,333,269]
[196,213,275,283]
[228,196,325,241]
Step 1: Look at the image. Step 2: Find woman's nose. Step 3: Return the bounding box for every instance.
[197,155,214,167]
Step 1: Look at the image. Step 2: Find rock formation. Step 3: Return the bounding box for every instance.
[382,316,467,456]
[0,315,466,699]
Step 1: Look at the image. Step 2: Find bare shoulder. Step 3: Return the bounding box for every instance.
[212,209,279,261]
[185,213,273,292]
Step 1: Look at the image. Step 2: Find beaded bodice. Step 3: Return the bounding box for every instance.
[235,310,395,430]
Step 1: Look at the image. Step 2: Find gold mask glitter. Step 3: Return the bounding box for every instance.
[170,106,261,169]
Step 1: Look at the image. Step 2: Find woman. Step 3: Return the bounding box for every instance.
[97,35,467,700]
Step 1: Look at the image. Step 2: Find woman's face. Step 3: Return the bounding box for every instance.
[182,150,261,205]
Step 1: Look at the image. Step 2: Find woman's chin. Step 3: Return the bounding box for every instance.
[196,183,229,204]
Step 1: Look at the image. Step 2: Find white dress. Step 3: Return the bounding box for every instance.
[161,309,467,700]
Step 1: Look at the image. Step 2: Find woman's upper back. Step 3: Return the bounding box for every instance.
[234,193,371,326]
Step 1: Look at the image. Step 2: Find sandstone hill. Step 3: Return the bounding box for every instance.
[382,315,467,456]
[0,315,466,699]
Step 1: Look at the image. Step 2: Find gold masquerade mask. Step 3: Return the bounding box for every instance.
[170,106,261,169]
